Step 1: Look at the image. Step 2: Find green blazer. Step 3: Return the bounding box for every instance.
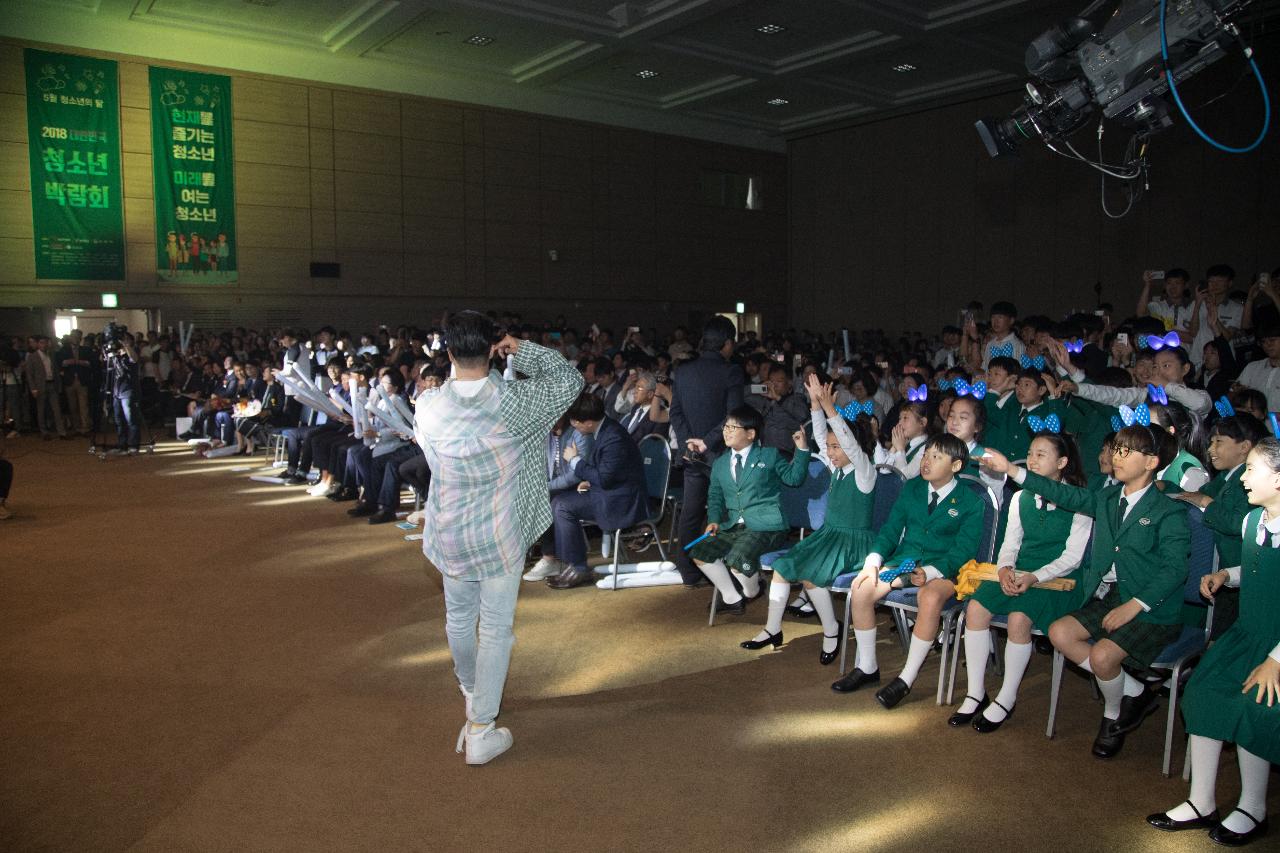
[1001,398,1065,462]
[981,392,1017,458]
[1201,466,1249,568]
[1019,471,1190,625]
[707,444,812,532]
[871,477,985,579]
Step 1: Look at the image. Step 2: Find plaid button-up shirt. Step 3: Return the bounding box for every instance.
[416,342,583,580]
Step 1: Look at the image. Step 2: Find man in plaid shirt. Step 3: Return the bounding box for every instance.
[415,310,583,765]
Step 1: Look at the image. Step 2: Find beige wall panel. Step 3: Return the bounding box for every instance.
[482,112,538,153]
[311,208,336,253]
[125,198,154,243]
[334,249,404,289]
[402,215,465,257]
[333,130,400,175]
[237,204,310,249]
[0,45,23,95]
[233,77,309,126]
[334,169,400,214]
[465,182,484,220]
[308,87,332,128]
[400,140,464,181]
[464,145,483,183]
[401,100,464,144]
[484,146,539,189]
[0,93,26,143]
[335,209,402,252]
[484,256,541,296]
[234,119,309,167]
[539,120,592,158]
[0,141,31,192]
[485,220,542,261]
[237,247,312,289]
[332,90,400,137]
[464,109,484,148]
[539,154,590,194]
[118,62,149,110]
[404,253,465,295]
[125,241,154,287]
[122,152,152,198]
[309,127,333,171]
[541,190,592,226]
[235,162,310,208]
[120,106,150,154]
[484,185,539,223]
[310,168,334,209]
[0,189,34,239]
[401,177,464,218]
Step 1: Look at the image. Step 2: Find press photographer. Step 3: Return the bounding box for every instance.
[102,323,141,455]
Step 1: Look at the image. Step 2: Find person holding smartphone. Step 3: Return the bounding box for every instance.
[1137,268,1193,334]
[1187,265,1244,370]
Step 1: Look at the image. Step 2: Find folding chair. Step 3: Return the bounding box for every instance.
[599,434,674,590]
[708,459,829,624]
[1044,504,1217,777]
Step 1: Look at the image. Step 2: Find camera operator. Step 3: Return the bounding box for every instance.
[105,328,142,455]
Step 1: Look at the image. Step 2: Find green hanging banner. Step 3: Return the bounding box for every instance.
[148,66,237,284]
[23,48,126,281]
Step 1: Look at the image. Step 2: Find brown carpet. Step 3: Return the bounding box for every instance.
[1,439,1275,852]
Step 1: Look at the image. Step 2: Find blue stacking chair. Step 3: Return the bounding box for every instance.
[598,435,673,590]
[1044,504,1217,777]
[833,466,906,671]
[877,474,1000,705]
[708,459,829,625]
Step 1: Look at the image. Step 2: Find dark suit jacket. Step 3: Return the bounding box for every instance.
[669,351,744,456]
[622,406,668,442]
[575,417,649,531]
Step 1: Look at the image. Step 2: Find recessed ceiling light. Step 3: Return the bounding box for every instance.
[893,63,917,72]
[634,69,660,79]
[766,97,789,106]
[466,35,494,46]
[756,24,786,34]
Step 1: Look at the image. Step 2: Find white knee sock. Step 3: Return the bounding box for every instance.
[701,560,740,603]
[854,628,878,673]
[984,640,1033,723]
[897,634,933,688]
[959,629,991,714]
[732,569,760,599]
[1223,746,1272,832]
[1122,671,1146,697]
[762,581,789,635]
[1166,735,1223,820]
[807,587,839,653]
[1078,657,1093,673]
[1097,672,1124,720]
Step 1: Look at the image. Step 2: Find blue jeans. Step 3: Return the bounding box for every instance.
[113,394,139,448]
[441,570,522,725]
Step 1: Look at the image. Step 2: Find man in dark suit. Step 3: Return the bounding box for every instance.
[669,316,744,586]
[620,370,670,442]
[547,393,650,590]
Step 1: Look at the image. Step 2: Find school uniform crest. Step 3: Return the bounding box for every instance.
[948,507,959,517]
[1138,517,1151,526]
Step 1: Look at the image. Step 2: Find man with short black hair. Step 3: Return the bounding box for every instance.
[1137,267,1193,333]
[1188,264,1242,368]
[980,301,1024,369]
[745,363,809,453]
[1236,324,1280,411]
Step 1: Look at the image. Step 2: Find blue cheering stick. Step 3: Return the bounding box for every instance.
[683,530,715,551]
[879,558,918,584]
[1270,413,1280,441]
[1215,396,1235,418]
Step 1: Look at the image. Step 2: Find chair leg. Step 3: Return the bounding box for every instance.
[708,588,718,627]
[646,522,668,563]
[1046,650,1064,739]
[935,618,951,706]
[668,499,680,546]
[948,612,965,706]
[610,528,622,590]
[1182,737,1192,781]
[1163,662,1182,778]
[839,592,852,675]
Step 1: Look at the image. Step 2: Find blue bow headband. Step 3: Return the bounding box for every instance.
[1147,384,1168,405]
[1139,331,1181,351]
[989,343,1014,358]
[839,400,875,419]
[879,558,918,584]
[1064,338,1084,354]
[906,385,927,402]
[1027,414,1062,434]
[953,379,987,400]
[938,378,954,390]
[1020,355,1047,371]
[1111,403,1152,432]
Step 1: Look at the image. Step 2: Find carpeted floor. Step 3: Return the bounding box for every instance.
[1,439,1275,852]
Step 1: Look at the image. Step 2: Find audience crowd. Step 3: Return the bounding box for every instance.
[2,263,1279,844]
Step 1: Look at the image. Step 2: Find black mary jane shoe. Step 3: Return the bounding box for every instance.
[1091,718,1125,759]
[1145,801,1220,832]
[819,633,840,666]
[947,695,990,728]
[741,630,783,650]
[715,595,748,616]
[875,677,911,709]
[971,699,1015,734]
[1209,809,1269,847]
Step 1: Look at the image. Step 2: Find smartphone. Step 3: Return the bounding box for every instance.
[749,383,768,395]
[627,326,639,334]
[793,354,803,370]
[838,366,853,376]
[1116,333,1129,346]
[1094,309,1106,316]
[1148,270,1165,280]
[773,353,785,363]
[1260,272,1272,286]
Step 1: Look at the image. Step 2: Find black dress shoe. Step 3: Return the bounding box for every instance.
[875,677,912,709]
[1092,717,1126,759]
[831,668,879,693]
[347,502,377,517]
[1146,801,1220,832]
[368,509,396,525]
[1209,809,1269,846]
[971,699,1014,733]
[714,595,747,615]
[547,567,593,590]
[332,488,358,503]
[1113,687,1160,734]
[284,473,309,486]
[819,633,840,666]
[741,630,783,650]
[947,695,990,727]
[786,603,817,618]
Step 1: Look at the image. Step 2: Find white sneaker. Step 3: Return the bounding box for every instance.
[455,722,513,766]
[307,482,330,496]
[405,510,425,525]
[0,504,11,520]
[523,556,564,581]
